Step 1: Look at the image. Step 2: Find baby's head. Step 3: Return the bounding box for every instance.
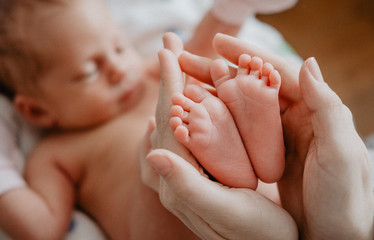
[0,0,144,130]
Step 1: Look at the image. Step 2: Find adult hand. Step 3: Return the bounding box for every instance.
[147,149,298,240]
[180,33,374,240]
[144,32,298,240]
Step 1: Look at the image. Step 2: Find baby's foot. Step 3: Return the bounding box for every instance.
[211,54,285,183]
[170,84,258,189]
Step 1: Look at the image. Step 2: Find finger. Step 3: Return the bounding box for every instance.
[145,33,183,82]
[147,117,156,148]
[157,47,201,168]
[213,33,290,71]
[179,51,237,86]
[140,118,159,192]
[147,149,225,208]
[158,48,185,94]
[299,57,356,141]
[163,32,184,57]
[179,51,213,85]
[213,33,301,104]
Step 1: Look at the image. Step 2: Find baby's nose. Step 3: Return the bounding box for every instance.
[108,63,126,85]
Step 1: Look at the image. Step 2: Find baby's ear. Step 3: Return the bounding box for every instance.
[14,94,55,128]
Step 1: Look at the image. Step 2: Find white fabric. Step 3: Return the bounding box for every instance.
[0,95,37,195]
[106,0,212,57]
[243,0,299,14]
[365,134,374,193]
[212,0,298,25]
[106,0,303,66]
[369,148,374,193]
[65,211,107,240]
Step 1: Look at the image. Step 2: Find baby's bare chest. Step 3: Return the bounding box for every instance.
[71,111,150,209]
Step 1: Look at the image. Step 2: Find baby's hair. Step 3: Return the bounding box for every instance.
[0,0,62,99]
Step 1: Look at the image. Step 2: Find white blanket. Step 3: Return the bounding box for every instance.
[106,0,303,65]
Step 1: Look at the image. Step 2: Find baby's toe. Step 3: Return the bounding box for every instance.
[237,54,251,76]
[249,56,263,78]
[268,70,281,89]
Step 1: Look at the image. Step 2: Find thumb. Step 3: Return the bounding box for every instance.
[299,57,355,139]
[158,48,185,95]
[147,149,228,240]
[299,58,370,182]
[158,32,185,93]
[162,32,184,57]
[156,47,183,137]
[146,149,227,212]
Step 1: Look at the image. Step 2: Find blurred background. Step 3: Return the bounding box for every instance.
[258,0,374,138]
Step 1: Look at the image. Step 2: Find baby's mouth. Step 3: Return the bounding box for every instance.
[118,80,143,106]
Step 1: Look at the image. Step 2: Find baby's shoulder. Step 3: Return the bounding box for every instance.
[29,131,90,166]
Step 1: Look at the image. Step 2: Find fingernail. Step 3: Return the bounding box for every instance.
[147,151,172,177]
[306,57,324,82]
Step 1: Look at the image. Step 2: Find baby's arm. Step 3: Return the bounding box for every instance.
[185,0,298,59]
[184,0,252,59]
[0,140,75,240]
[183,9,241,59]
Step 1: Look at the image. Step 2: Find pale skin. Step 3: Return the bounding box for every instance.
[148,33,296,239]
[0,0,250,239]
[144,34,374,240]
[0,1,197,239]
[211,54,285,183]
[170,53,284,188]
[170,83,257,189]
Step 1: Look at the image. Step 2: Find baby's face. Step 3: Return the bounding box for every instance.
[27,0,144,129]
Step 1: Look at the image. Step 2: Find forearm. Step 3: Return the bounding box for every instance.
[184,10,241,59]
[0,187,72,240]
[0,143,76,240]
